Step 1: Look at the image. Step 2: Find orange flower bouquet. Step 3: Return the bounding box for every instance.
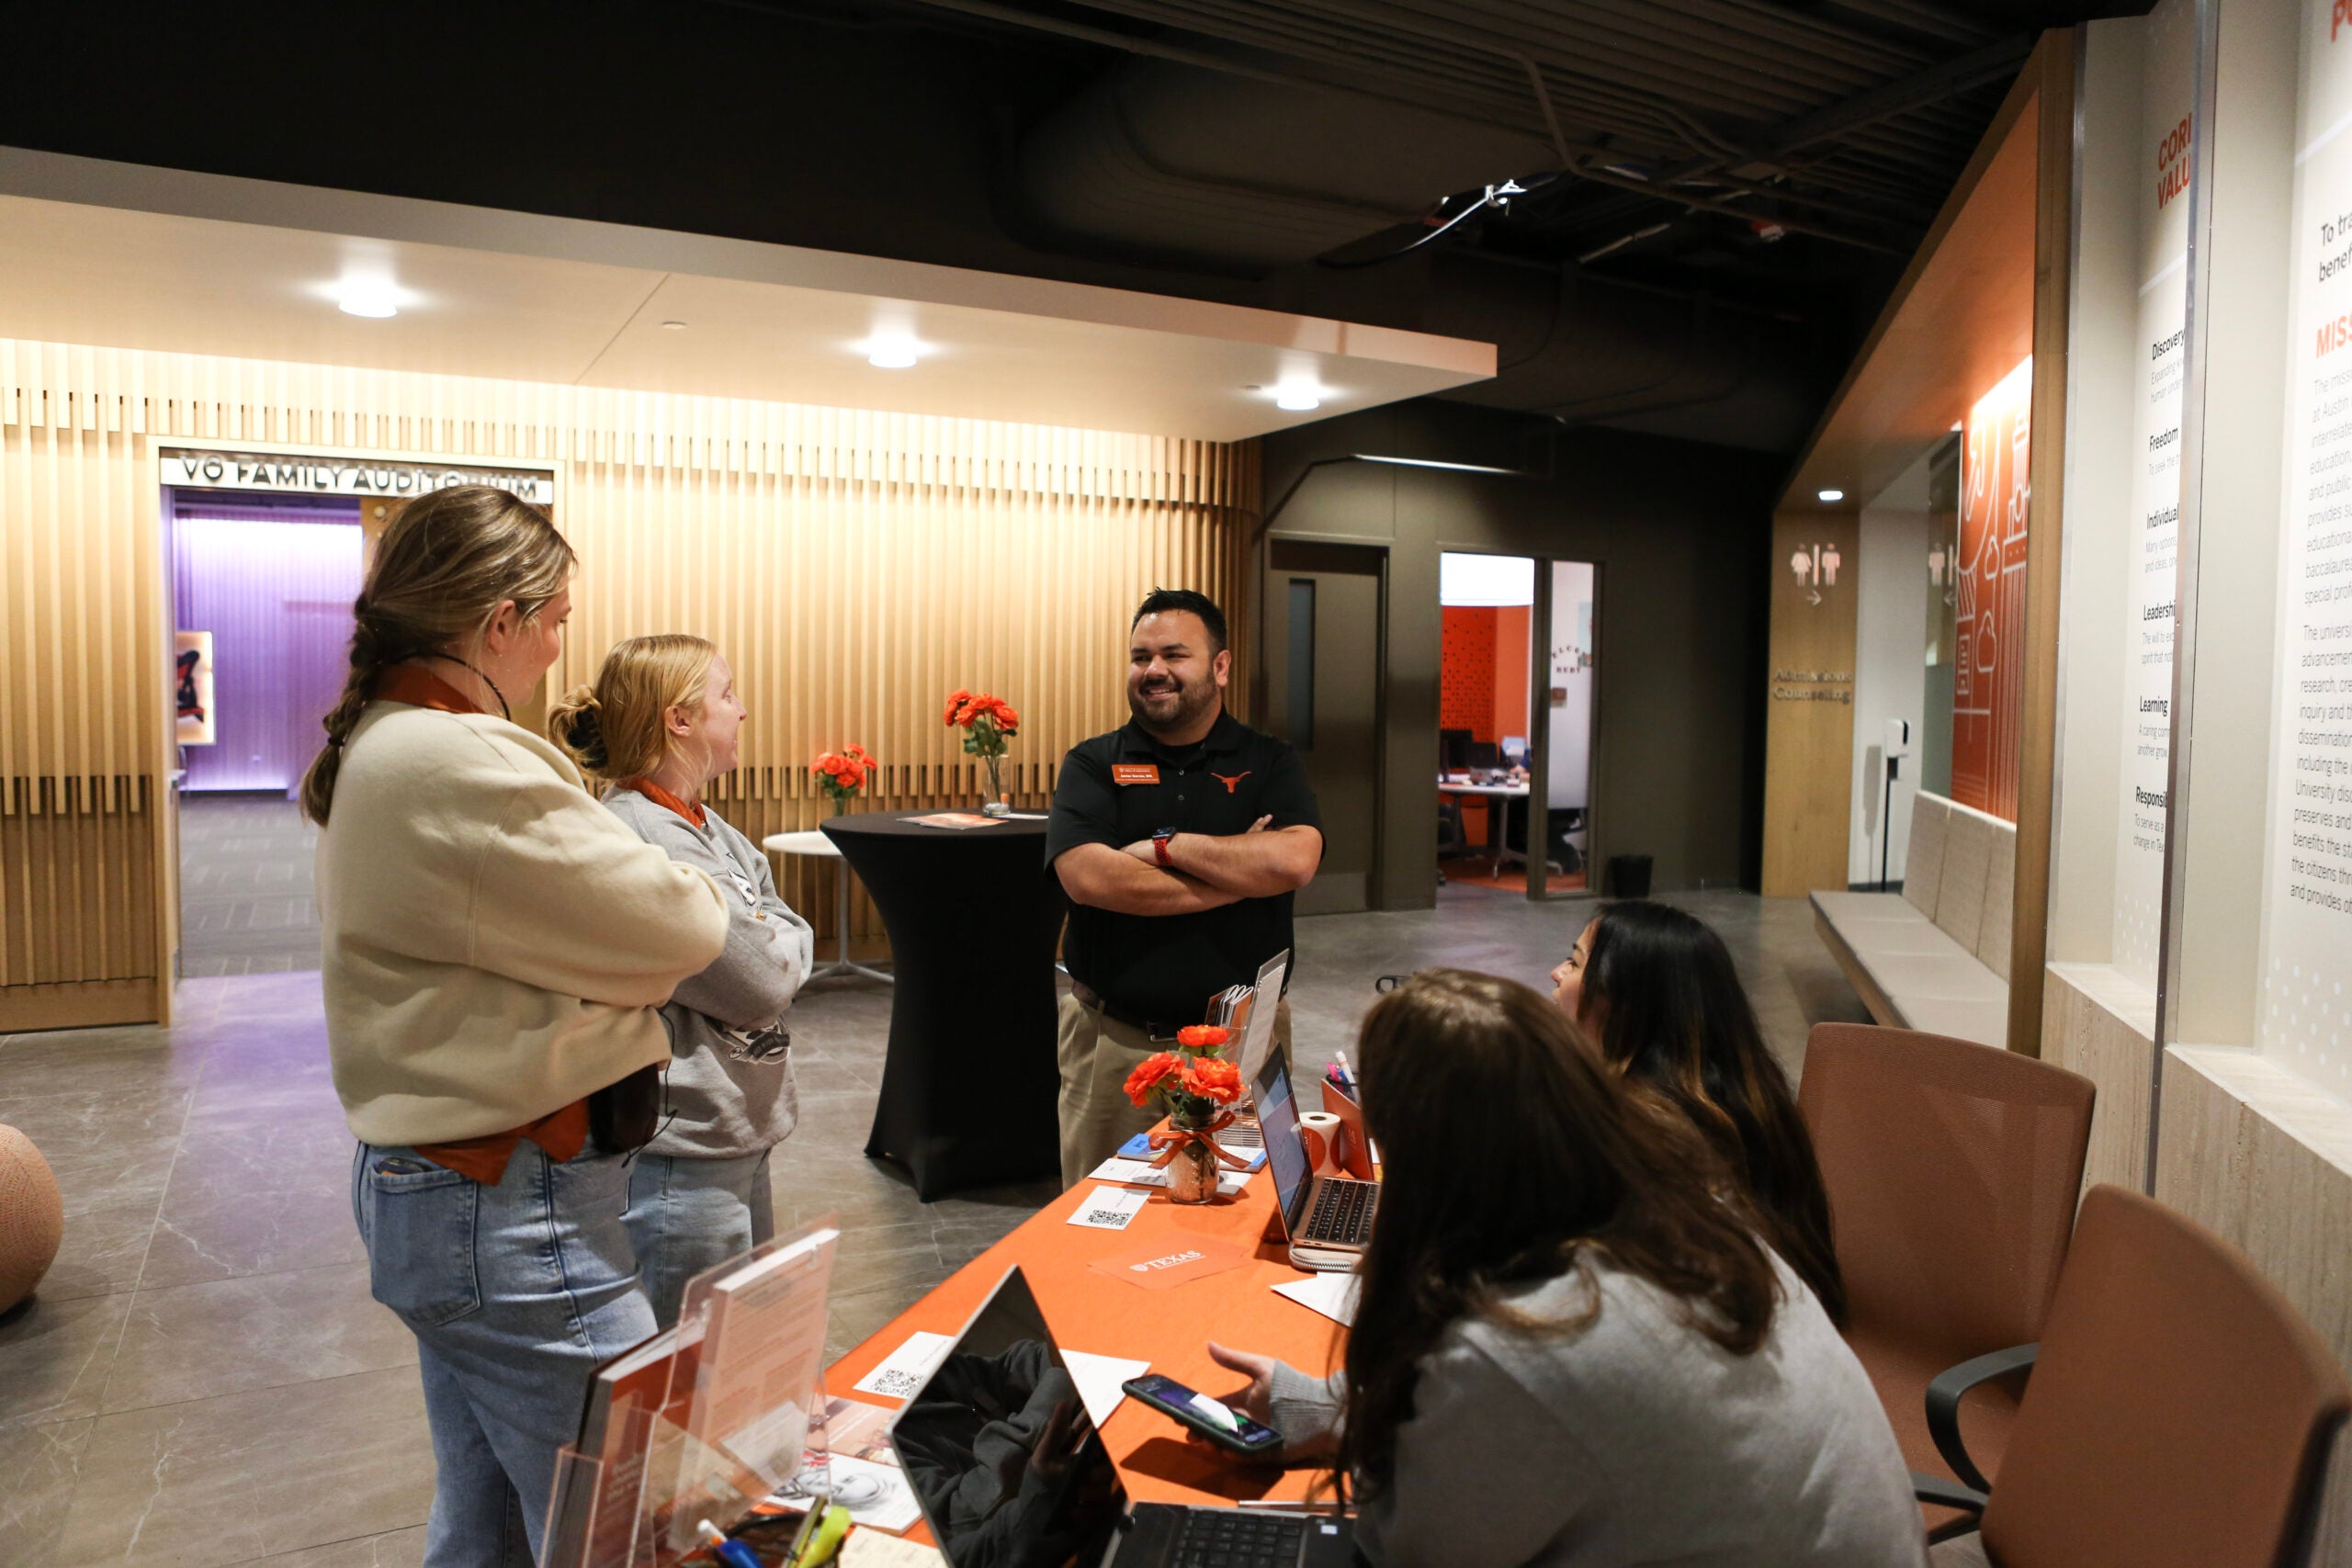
[1122,1024,1250,1203]
[944,689,1021,815]
[812,744,878,816]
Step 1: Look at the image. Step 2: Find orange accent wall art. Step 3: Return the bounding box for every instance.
[1952,355,2032,822]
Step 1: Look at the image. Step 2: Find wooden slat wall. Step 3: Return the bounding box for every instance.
[0,339,1256,1015]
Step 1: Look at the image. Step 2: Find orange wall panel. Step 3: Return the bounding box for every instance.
[1493,604,1531,745]
[1440,606,1498,740]
[1953,356,2032,822]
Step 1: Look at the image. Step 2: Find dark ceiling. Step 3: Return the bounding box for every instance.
[0,0,2144,454]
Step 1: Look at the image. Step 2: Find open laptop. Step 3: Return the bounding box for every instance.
[888,1267,1353,1568]
[1253,1046,1379,1273]
[1218,949,1290,1150]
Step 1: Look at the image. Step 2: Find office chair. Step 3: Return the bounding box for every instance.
[1500,798,1566,878]
[1797,1024,2095,1537]
[1436,797,1468,885]
[1918,1186,2349,1566]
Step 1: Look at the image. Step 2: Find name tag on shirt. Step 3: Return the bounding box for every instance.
[1111,763,1161,785]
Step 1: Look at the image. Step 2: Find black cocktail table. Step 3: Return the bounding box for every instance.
[820,811,1065,1199]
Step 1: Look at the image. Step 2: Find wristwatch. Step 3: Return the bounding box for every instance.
[1152,827,1178,868]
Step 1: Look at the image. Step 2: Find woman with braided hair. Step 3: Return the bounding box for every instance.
[306,486,729,1568]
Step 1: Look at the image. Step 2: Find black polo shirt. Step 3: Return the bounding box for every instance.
[1046,710,1321,1027]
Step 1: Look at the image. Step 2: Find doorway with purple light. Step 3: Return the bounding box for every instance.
[166,491,364,976]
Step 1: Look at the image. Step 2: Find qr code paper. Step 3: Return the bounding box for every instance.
[851,1330,954,1401]
[1066,1186,1147,1231]
[858,1366,929,1399]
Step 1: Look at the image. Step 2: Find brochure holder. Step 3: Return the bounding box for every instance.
[664,1216,842,1556]
[546,1213,842,1568]
[1319,1080,1375,1181]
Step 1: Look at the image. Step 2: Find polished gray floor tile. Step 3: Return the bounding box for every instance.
[0,1028,209,1100]
[167,1112,356,1206]
[37,1201,162,1303]
[101,1263,413,1415]
[0,1416,92,1562]
[0,1090,190,1219]
[54,1367,432,1568]
[224,1526,427,1568]
[0,1293,132,1432]
[140,1181,366,1291]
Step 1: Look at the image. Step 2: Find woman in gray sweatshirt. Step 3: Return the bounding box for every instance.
[551,636,814,1327]
[1197,970,1927,1568]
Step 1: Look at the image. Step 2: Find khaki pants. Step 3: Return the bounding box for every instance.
[1056,993,1291,1189]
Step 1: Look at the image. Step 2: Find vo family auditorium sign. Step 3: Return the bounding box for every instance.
[164,448,558,505]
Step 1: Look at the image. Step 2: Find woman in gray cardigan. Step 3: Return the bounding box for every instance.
[1198,971,1926,1568]
[551,636,814,1327]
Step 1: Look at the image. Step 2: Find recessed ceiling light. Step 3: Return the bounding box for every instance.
[660,320,687,331]
[335,283,400,319]
[1274,383,1321,412]
[866,338,920,369]
[1817,489,1845,502]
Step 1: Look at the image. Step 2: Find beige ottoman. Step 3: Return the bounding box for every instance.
[0,1124,63,1311]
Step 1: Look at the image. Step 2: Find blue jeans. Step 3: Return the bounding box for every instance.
[353,1140,656,1568]
[622,1149,775,1330]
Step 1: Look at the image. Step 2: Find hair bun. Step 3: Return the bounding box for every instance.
[554,691,609,770]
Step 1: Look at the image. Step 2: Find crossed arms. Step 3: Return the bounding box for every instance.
[1054,817,1324,916]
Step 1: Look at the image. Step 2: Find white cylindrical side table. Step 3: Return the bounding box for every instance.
[763,830,894,985]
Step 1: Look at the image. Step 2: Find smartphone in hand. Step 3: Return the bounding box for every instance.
[1122,1374,1284,1457]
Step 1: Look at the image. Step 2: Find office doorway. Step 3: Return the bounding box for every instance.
[1262,540,1385,915]
[166,491,364,976]
[1437,551,1595,897]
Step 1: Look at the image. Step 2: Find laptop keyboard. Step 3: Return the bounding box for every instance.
[1171,1509,1306,1567]
[1304,1179,1376,1247]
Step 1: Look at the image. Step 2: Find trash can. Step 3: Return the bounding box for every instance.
[1605,854,1653,898]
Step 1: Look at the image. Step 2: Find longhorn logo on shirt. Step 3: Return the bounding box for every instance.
[1211,771,1250,795]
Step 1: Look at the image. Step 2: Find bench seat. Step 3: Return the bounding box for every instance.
[1810,792,2016,1049]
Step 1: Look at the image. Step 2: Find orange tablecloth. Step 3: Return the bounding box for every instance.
[823,1168,1345,1511]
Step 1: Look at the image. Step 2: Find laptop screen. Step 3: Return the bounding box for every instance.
[1234,949,1290,1086]
[888,1267,1126,1568]
[1253,1046,1312,1237]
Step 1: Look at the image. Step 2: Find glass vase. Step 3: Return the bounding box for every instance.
[1164,1120,1218,1204]
[982,754,1011,817]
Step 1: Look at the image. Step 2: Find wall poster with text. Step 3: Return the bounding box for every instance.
[2116,0,2195,989]
[2260,0,2352,1099]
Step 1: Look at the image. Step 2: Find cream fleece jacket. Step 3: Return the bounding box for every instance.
[318,699,730,1146]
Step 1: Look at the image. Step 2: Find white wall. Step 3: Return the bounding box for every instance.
[1548,560,1594,811]
[1849,452,1933,886]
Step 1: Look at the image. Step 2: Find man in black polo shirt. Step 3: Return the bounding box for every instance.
[1046,588,1323,1186]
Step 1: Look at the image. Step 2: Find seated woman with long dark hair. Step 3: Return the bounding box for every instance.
[1551,899,1847,1325]
[1201,971,1921,1567]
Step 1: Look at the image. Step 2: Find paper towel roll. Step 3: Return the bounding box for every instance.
[1298,1111,1345,1178]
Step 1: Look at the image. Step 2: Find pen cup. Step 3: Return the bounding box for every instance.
[1298,1111,1345,1179]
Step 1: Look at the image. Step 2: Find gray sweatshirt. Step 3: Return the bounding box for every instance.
[1265,1253,1927,1568]
[603,788,814,1159]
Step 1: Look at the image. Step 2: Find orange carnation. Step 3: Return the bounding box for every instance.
[1179,1056,1241,1104]
[1175,1025,1228,1052]
[1124,1052,1182,1107]
[944,690,971,726]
